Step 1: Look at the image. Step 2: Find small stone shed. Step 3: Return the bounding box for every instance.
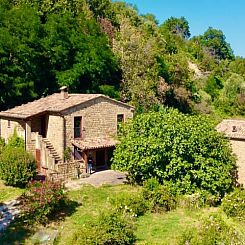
[0,87,134,179]
[216,119,245,186]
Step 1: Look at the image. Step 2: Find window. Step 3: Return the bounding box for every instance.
[117,114,124,132]
[8,120,11,128]
[74,117,83,138]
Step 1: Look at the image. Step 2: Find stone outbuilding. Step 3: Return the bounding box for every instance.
[217,119,245,186]
[0,87,134,179]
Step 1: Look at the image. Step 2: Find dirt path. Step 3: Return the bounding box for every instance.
[65,170,127,190]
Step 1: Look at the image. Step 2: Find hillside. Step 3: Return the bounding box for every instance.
[0,0,245,116]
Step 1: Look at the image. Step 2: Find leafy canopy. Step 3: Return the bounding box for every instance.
[112,108,237,197]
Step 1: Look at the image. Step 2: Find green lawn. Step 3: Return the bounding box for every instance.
[0,180,24,203]
[1,184,245,244]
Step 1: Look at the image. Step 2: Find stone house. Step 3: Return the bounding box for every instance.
[216,119,245,186]
[0,87,134,178]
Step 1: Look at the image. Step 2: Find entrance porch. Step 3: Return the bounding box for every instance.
[72,138,117,173]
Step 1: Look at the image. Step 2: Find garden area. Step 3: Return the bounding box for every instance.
[1,183,245,244]
[1,109,245,244]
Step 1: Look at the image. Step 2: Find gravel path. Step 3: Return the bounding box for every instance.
[65,170,127,190]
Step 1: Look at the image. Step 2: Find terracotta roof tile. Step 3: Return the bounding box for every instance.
[0,92,133,119]
[216,119,245,140]
[72,137,118,150]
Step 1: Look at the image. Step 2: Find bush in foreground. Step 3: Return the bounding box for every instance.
[142,178,176,212]
[72,212,136,245]
[222,188,245,221]
[112,108,237,198]
[180,213,245,245]
[0,147,36,187]
[22,180,66,224]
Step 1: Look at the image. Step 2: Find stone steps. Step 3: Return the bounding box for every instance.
[42,138,62,163]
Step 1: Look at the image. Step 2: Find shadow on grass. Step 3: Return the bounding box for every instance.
[0,199,81,245]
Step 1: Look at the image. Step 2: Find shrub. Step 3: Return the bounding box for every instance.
[0,147,36,187]
[111,194,148,217]
[180,213,245,245]
[72,212,136,245]
[22,180,66,224]
[142,178,176,212]
[112,108,237,198]
[6,129,25,148]
[0,137,5,154]
[178,190,220,210]
[221,188,245,221]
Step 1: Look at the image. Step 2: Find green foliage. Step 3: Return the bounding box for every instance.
[178,191,219,210]
[0,147,36,187]
[0,4,44,109]
[64,147,72,162]
[99,85,120,99]
[0,137,5,154]
[6,129,25,149]
[71,211,136,245]
[112,108,237,197]
[229,57,245,79]
[160,16,190,39]
[222,188,245,221]
[43,11,120,93]
[23,180,66,224]
[204,75,223,100]
[142,178,176,212]
[198,27,234,61]
[111,194,148,217]
[180,213,245,245]
[218,73,245,115]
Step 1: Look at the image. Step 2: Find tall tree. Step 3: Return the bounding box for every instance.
[0,4,47,109]
[113,18,161,110]
[43,11,120,93]
[160,16,191,39]
[199,27,234,61]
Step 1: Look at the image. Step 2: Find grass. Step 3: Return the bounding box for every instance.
[1,184,245,244]
[0,180,24,203]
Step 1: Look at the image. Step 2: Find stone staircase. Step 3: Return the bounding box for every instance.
[42,138,62,164]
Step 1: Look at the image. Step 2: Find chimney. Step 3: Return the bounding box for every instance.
[60,86,68,99]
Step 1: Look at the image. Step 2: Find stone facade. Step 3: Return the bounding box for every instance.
[0,118,25,142]
[46,114,64,160]
[64,96,133,149]
[230,139,245,186]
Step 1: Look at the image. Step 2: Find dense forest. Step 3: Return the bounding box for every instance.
[0,0,245,116]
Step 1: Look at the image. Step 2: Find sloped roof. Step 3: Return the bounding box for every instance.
[72,137,118,150]
[0,93,134,120]
[216,119,245,140]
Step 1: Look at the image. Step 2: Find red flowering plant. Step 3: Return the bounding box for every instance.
[22,180,66,224]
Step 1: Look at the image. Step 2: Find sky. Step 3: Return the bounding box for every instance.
[120,0,245,57]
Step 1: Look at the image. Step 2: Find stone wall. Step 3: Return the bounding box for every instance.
[64,96,134,149]
[230,139,245,186]
[0,119,25,142]
[48,160,86,181]
[46,115,64,160]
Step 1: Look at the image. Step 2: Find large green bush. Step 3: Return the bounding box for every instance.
[0,147,36,187]
[112,108,237,197]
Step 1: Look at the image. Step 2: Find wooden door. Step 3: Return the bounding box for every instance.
[36,149,41,172]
